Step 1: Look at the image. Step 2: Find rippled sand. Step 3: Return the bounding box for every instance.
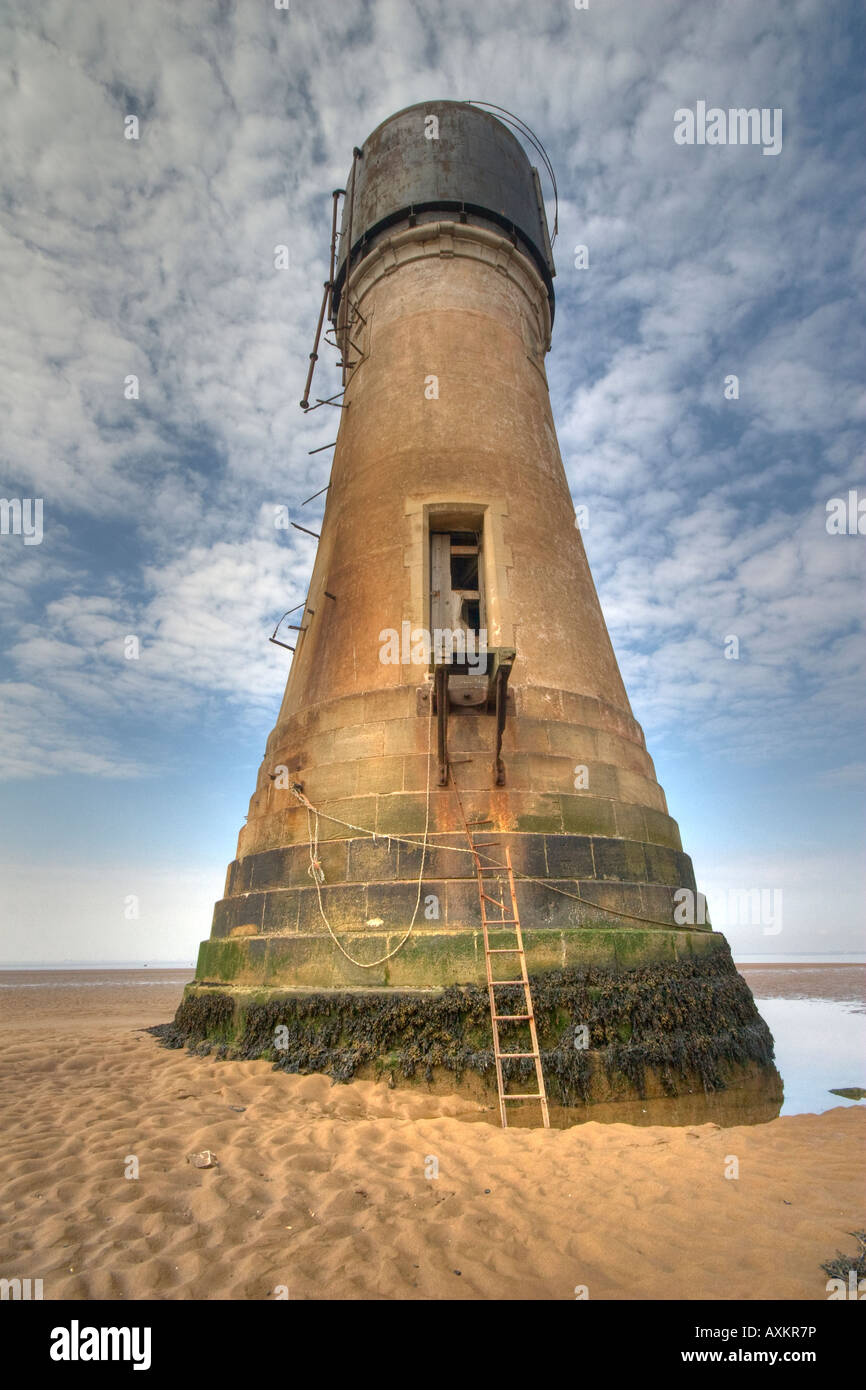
[0,968,862,1300]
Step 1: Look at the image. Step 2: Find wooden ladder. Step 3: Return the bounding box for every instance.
[467,829,550,1129]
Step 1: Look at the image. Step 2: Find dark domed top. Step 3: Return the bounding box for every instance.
[331,100,555,323]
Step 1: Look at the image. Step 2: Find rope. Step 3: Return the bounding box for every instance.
[290,684,435,967]
[289,780,682,934]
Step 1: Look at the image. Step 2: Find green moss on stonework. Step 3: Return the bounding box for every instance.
[152,951,776,1104]
[197,938,247,982]
[516,814,562,834]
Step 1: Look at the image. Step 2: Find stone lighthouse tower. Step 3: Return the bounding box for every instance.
[171,101,778,1119]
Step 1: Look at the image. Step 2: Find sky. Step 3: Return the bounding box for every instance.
[0,0,863,964]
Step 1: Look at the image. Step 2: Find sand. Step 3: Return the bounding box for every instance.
[741,962,866,1006]
[0,968,863,1301]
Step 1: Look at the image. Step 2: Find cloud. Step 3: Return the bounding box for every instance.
[0,0,862,957]
[1,516,315,777]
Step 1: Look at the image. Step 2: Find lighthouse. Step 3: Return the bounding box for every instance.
[171,101,779,1120]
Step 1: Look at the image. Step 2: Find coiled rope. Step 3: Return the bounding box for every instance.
[290,685,435,968]
[289,761,683,953]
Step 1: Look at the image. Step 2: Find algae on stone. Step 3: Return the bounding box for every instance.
[153,951,775,1105]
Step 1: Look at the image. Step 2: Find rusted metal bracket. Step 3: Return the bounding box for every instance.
[419,648,516,786]
[301,483,330,506]
[344,296,367,326]
[303,391,346,413]
[300,189,346,411]
[268,594,321,652]
[300,280,331,411]
[340,148,362,386]
[326,330,364,356]
[490,651,515,786]
[327,189,344,320]
[268,601,306,650]
[434,664,449,786]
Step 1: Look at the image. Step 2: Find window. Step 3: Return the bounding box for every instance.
[405,496,514,665]
[430,530,486,671]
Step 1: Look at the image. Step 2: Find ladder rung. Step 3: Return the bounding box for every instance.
[454,806,549,1129]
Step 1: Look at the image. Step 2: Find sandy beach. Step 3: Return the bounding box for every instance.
[0,967,863,1301]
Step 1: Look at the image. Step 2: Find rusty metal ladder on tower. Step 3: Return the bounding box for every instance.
[452,785,550,1128]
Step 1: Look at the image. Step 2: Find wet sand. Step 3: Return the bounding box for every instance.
[740,963,865,1008]
[0,966,862,1300]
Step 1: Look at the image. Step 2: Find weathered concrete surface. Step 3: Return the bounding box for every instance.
[190,224,711,997]
[183,144,760,1118]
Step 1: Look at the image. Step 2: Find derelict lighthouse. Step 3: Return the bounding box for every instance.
[172,101,779,1121]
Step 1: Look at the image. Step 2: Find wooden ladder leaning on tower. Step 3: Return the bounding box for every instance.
[450,776,551,1130]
